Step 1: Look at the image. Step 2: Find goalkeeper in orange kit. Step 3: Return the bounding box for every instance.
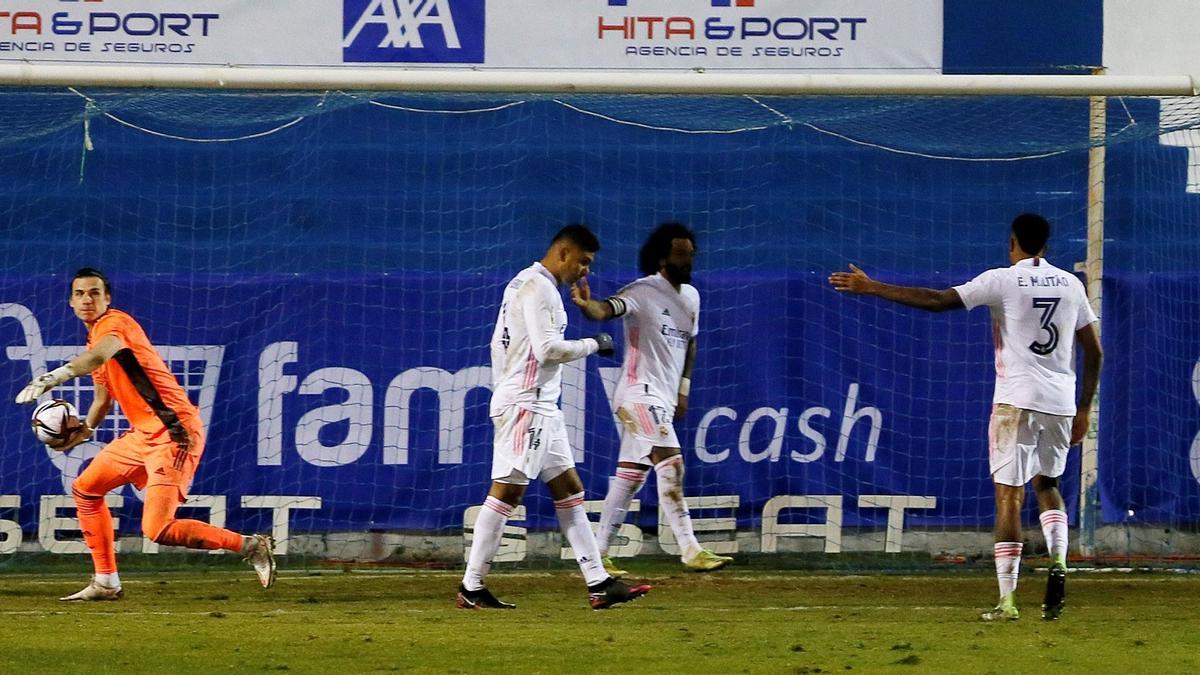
[16,268,276,601]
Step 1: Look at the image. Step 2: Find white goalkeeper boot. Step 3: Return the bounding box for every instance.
[60,577,124,602]
[242,534,277,588]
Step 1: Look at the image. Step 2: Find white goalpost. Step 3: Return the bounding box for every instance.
[0,63,1193,96]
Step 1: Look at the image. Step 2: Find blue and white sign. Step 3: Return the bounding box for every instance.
[342,0,485,64]
[0,0,941,72]
[7,269,1197,544]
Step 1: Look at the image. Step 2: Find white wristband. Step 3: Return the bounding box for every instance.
[48,364,77,386]
[678,377,691,397]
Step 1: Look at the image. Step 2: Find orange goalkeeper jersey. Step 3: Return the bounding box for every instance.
[87,309,201,437]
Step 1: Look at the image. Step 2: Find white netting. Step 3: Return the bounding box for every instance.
[0,88,1197,568]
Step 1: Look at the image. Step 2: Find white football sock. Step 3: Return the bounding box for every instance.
[993,541,1024,601]
[95,572,120,589]
[462,496,513,592]
[596,467,648,556]
[655,456,701,561]
[555,492,608,587]
[1039,509,1068,568]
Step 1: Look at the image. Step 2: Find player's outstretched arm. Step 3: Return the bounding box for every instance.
[570,278,618,321]
[15,335,122,404]
[1071,322,1104,445]
[829,264,964,312]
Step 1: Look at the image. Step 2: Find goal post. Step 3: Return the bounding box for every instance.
[0,63,1194,96]
[1077,76,1107,559]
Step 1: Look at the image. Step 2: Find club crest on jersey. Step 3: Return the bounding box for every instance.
[342,0,485,64]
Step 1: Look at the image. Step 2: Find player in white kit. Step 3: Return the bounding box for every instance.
[573,223,734,574]
[829,213,1102,622]
[457,225,652,610]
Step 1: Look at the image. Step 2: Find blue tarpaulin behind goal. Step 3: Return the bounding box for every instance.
[0,91,1197,541]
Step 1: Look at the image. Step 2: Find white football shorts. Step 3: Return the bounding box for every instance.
[988,403,1071,487]
[491,406,575,485]
[613,396,681,465]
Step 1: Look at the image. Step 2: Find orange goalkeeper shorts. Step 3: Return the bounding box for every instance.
[92,420,205,503]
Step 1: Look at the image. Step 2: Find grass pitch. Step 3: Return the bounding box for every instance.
[0,563,1197,674]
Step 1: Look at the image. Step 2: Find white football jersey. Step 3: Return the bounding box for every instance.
[954,257,1097,416]
[611,273,700,411]
[489,262,597,416]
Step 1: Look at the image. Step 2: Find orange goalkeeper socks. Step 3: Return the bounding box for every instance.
[73,487,118,575]
[154,519,244,552]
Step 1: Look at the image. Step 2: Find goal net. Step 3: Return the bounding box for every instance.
[0,87,1197,569]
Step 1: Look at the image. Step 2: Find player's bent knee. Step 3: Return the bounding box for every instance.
[71,476,104,500]
[544,469,584,499]
[993,483,1024,504]
[1033,474,1060,491]
[487,481,526,507]
[145,524,173,544]
[142,516,175,543]
[649,446,682,465]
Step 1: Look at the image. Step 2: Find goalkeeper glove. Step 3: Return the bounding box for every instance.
[16,365,76,405]
[593,333,615,357]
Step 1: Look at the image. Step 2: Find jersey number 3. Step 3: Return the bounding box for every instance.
[1029,297,1061,355]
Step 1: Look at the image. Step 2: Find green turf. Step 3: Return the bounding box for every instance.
[0,566,1197,674]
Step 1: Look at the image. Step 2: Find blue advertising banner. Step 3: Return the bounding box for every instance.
[0,270,1126,541]
[0,92,1196,556]
[1098,274,1200,525]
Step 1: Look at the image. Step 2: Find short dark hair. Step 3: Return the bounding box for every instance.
[638,222,696,275]
[550,224,600,253]
[71,267,111,296]
[1011,213,1050,255]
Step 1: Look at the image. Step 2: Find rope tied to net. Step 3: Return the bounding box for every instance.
[79,97,97,184]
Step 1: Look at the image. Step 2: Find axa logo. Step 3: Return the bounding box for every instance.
[343,0,485,64]
[608,0,756,5]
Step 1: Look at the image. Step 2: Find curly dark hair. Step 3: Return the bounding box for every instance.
[638,222,695,275]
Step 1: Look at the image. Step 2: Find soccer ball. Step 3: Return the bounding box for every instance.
[31,399,79,445]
